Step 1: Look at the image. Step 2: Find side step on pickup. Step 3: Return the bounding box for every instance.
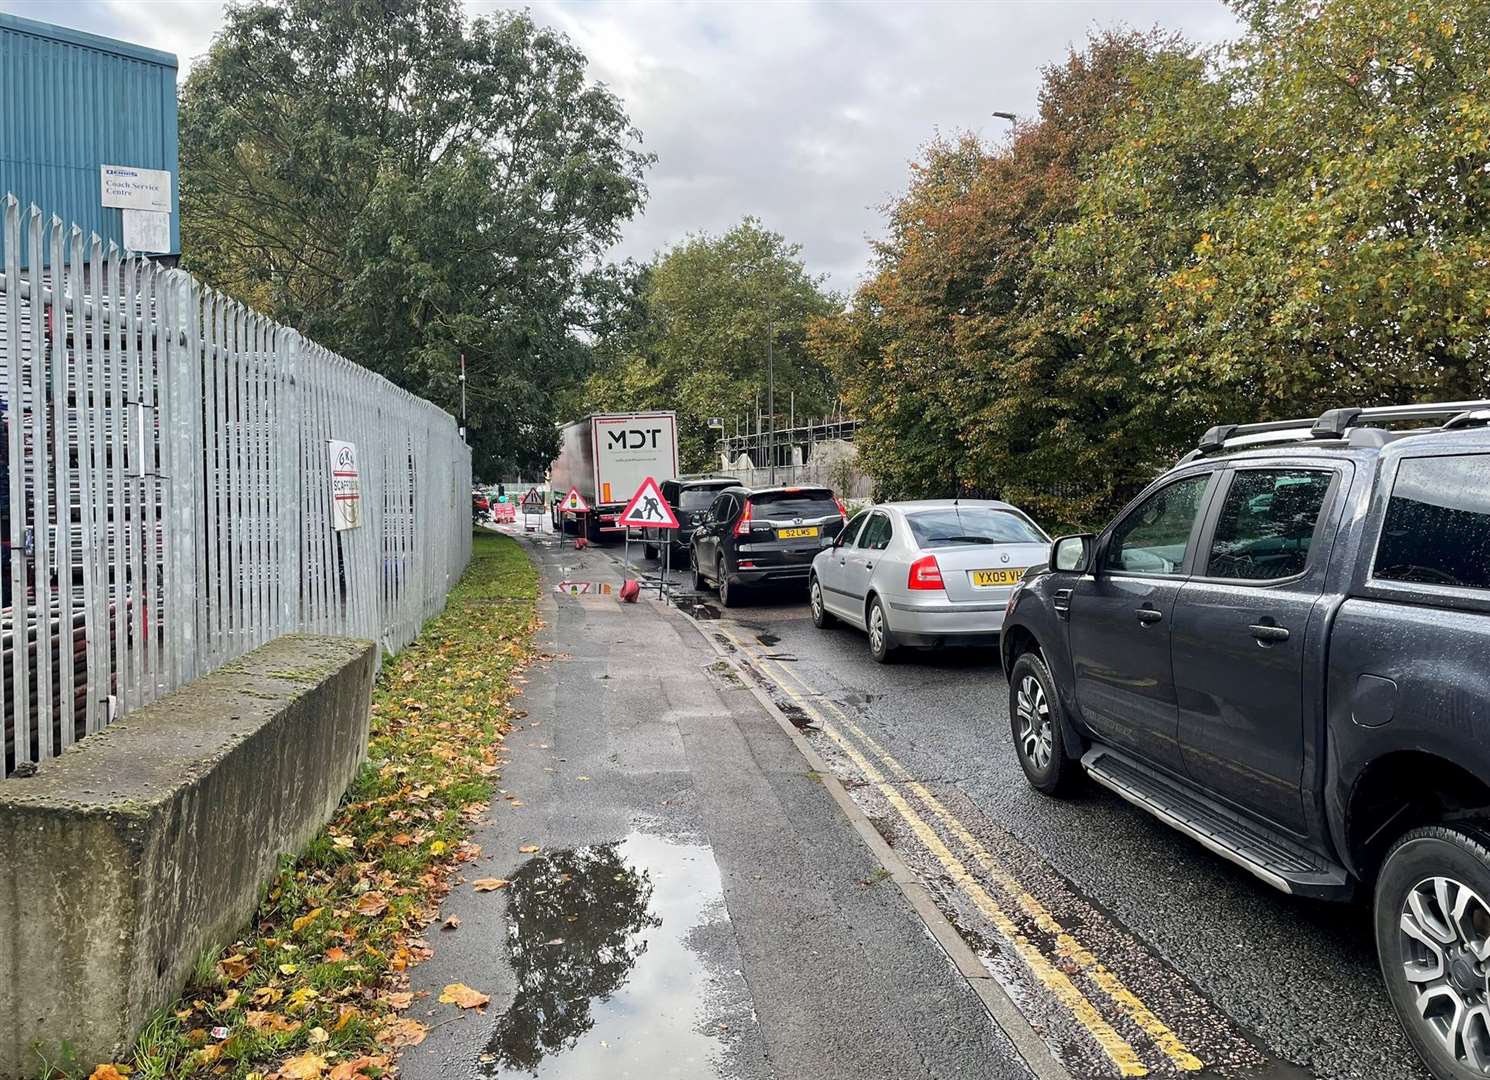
[1082,746,1352,900]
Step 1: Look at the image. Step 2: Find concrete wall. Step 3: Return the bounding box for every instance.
[0,634,377,1079]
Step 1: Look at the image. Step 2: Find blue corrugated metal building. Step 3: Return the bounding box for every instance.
[0,12,179,262]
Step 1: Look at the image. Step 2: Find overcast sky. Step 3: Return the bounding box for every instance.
[3,0,1242,294]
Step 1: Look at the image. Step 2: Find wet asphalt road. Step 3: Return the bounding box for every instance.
[671,572,1428,1080]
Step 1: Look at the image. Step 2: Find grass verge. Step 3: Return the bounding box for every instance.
[77,532,539,1080]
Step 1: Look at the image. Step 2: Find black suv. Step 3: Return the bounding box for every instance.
[641,478,738,560]
[691,485,846,605]
[1000,401,1490,1080]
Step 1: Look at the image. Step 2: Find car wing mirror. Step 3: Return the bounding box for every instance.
[1051,533,1096,575]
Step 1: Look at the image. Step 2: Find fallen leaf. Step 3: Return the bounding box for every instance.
[377,1017,428,1048]
[287,986,319,1013]
[518,845,540,854]
[218,954,252,981]
[217,989,241,1011]
[328,1056,387,1080]
[88,1067,129,1080]
[279,963,300,976]
[355,892,389,917]
[439,983,491,1010]
[332,1004,361,1031]
[324,946,349,963]
[281,1052,327,1079]
[442,915,461,930]
[292,907,325,934]
[251,986,283,1006]
[332,836,355,849]
[383,991,414,1010]
[390,833,414,846]
[245,1010,301,1034]
[472,878,510,891]
[430,840,447,856]
[307,1026,330,1045]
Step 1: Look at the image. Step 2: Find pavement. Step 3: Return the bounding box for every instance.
[400,527,1037,1080]
[405,519,1425,1080]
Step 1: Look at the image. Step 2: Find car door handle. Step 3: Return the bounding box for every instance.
[1135,607,1163,625]
[1249,623,1291,644]
[864,562,874,571]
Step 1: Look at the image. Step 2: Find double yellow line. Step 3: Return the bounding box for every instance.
[716,626,1203,1079]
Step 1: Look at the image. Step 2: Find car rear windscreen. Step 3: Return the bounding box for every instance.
[679,486,731,510]
[749,491,839,519]
[906,507,1047,547]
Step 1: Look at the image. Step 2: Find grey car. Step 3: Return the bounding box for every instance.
[809,499,1049,662]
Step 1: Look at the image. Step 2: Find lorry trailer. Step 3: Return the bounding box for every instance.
[548,413,679,538]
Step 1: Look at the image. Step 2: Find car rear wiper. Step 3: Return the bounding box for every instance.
[932,535,997,545]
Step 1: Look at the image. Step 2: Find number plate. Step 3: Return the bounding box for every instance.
[969,568,1025,587]
[777,526,820,540]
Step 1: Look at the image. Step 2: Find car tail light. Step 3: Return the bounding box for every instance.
[834,497,848,518]
[733,501,753,537]
[908,554,944,591]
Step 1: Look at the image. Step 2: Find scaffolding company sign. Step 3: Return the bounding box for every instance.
[329,440,363,530]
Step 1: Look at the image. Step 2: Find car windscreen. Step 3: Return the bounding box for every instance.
[905,507,1047,547]
[680,486,731,510]
[748,491,839,519]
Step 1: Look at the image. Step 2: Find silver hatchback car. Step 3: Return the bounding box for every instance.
[808,500,1050,662]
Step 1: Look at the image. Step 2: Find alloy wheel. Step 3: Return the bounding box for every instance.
[1399,875,1490,1071]
[810,579,824,620]
[1015,675,1053,772]
[869,603,885,653]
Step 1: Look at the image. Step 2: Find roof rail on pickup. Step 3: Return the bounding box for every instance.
[1183,400,1490,461]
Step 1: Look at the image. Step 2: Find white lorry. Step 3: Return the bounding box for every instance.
[547,413,679,538]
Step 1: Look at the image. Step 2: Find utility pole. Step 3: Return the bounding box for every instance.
[767,313,776,485]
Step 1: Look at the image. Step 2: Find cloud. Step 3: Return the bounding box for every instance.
[2,0,1243,292]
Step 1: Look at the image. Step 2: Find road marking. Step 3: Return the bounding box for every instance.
[715,627,1150,1077]
[717,625,1205,1077]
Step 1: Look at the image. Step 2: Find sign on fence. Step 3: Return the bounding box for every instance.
[329,440,363,530]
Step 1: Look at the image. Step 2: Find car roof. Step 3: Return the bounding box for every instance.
[876,498,1023,514]
[1195,424,1490,466]
[677,477,736,489]
[743,485,834,496]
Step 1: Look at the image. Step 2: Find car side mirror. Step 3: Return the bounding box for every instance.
[1051,533,1096,575]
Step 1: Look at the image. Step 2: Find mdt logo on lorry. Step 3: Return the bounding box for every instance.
[607,427,667,452]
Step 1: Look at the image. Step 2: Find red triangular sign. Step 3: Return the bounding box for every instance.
[561,486,589,513]
[617,476,680,529]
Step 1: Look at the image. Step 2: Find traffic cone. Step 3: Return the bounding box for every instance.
[574,536,589,550]
[619,579,640,603]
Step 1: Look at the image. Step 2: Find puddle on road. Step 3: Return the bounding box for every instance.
[481,832,736,1079]
[673,596,721,620]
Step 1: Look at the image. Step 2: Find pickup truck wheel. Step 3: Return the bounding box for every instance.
[1007,652,1080,796]
[1377,824,1490,1080]
[809,575,836,629]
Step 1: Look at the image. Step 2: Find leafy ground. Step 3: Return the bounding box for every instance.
[77,532,540,1080]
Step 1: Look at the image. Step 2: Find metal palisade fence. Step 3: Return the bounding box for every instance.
[1,196,472,774]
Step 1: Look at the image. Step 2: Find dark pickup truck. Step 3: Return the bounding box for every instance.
[1000,401,1490,1080]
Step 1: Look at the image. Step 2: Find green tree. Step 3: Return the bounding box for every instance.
[811,31,1191,520]
[587,219,841,472]
[179,0,652,478]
